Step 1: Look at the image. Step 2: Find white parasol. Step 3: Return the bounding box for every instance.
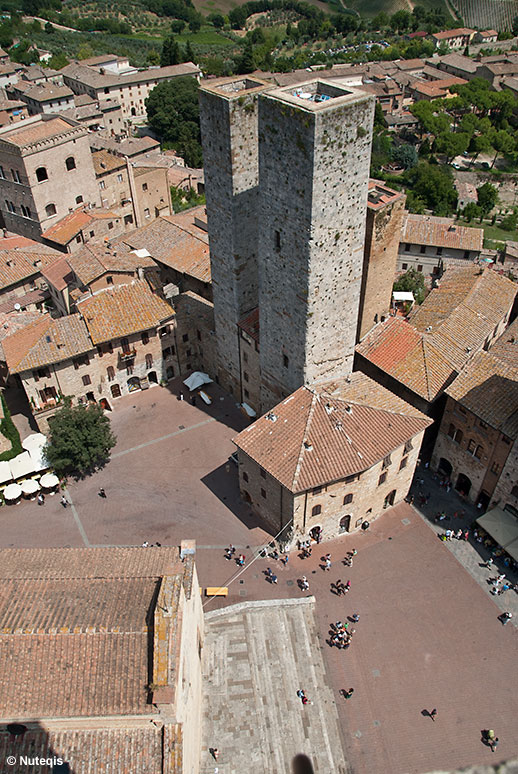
[39,472,59,488]
[20,478,40,495]
[3,483,22,500]
[22,433,47,452]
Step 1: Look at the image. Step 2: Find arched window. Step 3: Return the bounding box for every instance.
[107,366,115,382]
[76,195,83,204]
[311,504,321,517]
[45,203,56,217]
[343,493,353,505]
[145,353,153,369]
[36,167,48,182]
[65,156,76,171]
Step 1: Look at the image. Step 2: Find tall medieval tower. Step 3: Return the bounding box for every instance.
[199,77,270,399]
[257,81,375,409]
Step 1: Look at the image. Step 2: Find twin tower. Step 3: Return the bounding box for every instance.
[199,77,377,413]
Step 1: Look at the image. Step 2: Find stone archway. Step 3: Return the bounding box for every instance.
[339,515,351,533]
[438,457,453,477]
[456,473,472,496]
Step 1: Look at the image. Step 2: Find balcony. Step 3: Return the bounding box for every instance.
[119,348,137,362]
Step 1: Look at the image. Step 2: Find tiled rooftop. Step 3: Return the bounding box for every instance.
[77,280,174,344]
[0,249,60,291]
[432,27,474,40]
[490,317,518,366]
[234,372,431,492]
[402,213,483,251]
[40,256,74,292]
[92,149,126,175]
[67,242,155,286]
[367,179,404,210]
[356,266,517,402]
[0,116,77,146]
[446,351,518,438]
[2,313,91,373]
[238,307,259,343]
[42,208,118,245]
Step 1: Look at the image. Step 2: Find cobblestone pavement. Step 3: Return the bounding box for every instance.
[201,598,348,774]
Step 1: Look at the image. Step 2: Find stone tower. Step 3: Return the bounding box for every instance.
[357,181,406,342]
[199,77,270,399]
[257,80,375,410]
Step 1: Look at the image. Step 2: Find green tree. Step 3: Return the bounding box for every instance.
[47,52,69,69]
[236,39,255,74]
[393,268,426,305]
[404,161,457,216]
[185,40,195,63]
[392,143,418,169]
[462,202,482,222]
[147,49,161,66]
[390,9,412,31]
[44,401,116,477]
[161,35,181,66]
[208,13,225,29]
[435,131,470,162]
[371,11,389,29]
[476,182,498,214]
[77,43,94,60]
[189,17,201,32]
[145,77,202,168]
[170,19,185,33]
[373,101,387,131]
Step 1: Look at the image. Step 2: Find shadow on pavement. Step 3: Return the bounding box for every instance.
[201,462,274,536]
[162,377,250,434]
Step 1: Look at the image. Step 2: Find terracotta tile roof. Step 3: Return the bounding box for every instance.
[356,317,454,401]
[234,373,431,493]
[402,213,483,252]
[437,53,478,73]
[0,250,60,291]
[446,351,518,438]
[63,61,200,90]
[357,267,517,402]
[14,82,73,102]
[42,208,118,245]
[0,116,76,146]
[92,149,126,175]
[0,546,184,721]
[77,281,174,344]
[367,180,404,210]
[489,317,518,367]
[40,256,74,291]
[2,313,92,373]
[0,726,165,774]
[432,27,474,40]
[121,212,210,284]
[0,309,43,359]
[0,286,48,314]
[412,76,467,97]
[67,243,155,286]
[238,307,259,342]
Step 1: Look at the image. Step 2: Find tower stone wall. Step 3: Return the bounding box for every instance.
[257,81,375,410]
[199,77,270,398]
[357,182,406,342]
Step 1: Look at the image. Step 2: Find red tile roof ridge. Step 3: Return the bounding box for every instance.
[2,315,52,372]
[292,391,317,491]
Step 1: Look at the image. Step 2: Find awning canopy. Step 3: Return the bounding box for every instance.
[9,452,36,480]
[3,483,22,500]
[0,460,12,485]
[183,371,213,391]
[476,507,518,562]
[393,291,414,302]
[40,472,59,488]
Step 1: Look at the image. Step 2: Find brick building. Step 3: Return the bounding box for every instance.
[398,214,484,279]
[41,207,122,253]
[0,544,204,774]
[0,115,100,241]
[6,80,75,116]
[0,98,28,128]
[233,372,431,543]
[2,281,175,426]
[357,180,406,341]
[431,28,475,50]
[0,246,60,313]
[431,350,518,508]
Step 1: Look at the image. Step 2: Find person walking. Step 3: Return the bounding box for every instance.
[60,495,68,508]
[271,573,278,584]
[430,708,437,722]
[345,580,351,592]
[324,554,331,571]
[501,611,512,625]
[301,576,309,591]
[211,748,219,761]
[98,488,106,498]
[343,688,354,699]
[281,554,289,566]
[37,493,45,506]
[352,613,360,623]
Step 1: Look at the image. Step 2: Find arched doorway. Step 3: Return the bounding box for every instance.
[384,489,397,509]
[309,525,322,542]
[438,458,453,477]
[148,370,158,384]
[127,376,141,392]
[456,473,472,496]
[243,490,252,503]
[131,107,136,116]
[166,366,174,380]
[110,383,121,398]
[339,515,351,533]
[100,398,111,411]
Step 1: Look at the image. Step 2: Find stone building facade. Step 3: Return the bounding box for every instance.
[0,115,100,241]
[199,77,270,400]
[490,438,518,514]
[431,351,518,508]
[233,373,431,543]
[357,180,406,341]
[257,81,375,409]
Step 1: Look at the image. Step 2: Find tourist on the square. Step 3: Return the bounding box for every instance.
[60,495,68,508]
[237,554,245,567]
[98,487,106,498]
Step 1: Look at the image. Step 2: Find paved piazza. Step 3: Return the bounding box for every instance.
[2,383,518,774]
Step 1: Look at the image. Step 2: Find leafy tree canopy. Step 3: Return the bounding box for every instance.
[477,182,498,214]
[44,401,116,477]
[403,161,457,216]
[392,143,418,170]
[145,77,202,168]
[393,268,426,305]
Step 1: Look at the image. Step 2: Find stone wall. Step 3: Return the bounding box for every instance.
[238,330,260,413]
[358,194,406,341]
[490,438,518,512]
[237,430,424,545]
[431,396,513,504]
[199,80,269,400]
[172,291,217,381]
[258,85,375,410]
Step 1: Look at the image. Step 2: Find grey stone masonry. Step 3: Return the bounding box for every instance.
[199,77,270,400]
[258,81,375,410]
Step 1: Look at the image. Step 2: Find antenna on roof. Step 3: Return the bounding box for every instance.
[266,412,277,423]
[303,440,313,450]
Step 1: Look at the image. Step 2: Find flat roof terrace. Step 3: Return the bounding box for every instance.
[265,79,372,111]
[200,76,271,99]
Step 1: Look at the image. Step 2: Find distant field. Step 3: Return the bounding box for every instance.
[193,0,330,15]
[341,0,451,17]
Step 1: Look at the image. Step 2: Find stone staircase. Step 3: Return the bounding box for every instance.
[201,598,348,774]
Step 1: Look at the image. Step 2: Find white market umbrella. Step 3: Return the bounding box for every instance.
[3,483,22,500]
[40,473,59,489]
[0,460,12,485]
[22,433,47,452]
[9,452,36,480]
[183,371,213,391]
[20,479,40,495]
